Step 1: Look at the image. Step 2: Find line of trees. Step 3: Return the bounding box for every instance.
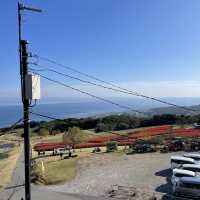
[2,113,200,135]
[34,114,200,134]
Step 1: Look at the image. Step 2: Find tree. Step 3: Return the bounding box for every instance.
[63,127,85,149]
[95,122,108,132]
[176,115,188,128]
[115,122,130,130]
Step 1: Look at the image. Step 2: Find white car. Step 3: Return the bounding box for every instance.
[181,164,200,176]
[171,156,195,169]
[183,153,200,163]
[171,168,195,186]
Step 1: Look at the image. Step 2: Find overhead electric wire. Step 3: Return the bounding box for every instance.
[1,117,24,134]
[32,54,197,113]
[30,64,151,96]
[30,71,148,115]
[30,111,63,121]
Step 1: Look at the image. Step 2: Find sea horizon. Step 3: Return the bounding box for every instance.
[1,97,200,128]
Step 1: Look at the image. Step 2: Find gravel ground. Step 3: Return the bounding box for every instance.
[48,152,177,199]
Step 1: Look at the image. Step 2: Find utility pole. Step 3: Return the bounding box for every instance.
[18,3,42,200]
[21,40,31,200]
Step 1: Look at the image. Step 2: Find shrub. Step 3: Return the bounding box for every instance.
[0,152,9,160]
[106,141,118,152]
[31,161,46,184]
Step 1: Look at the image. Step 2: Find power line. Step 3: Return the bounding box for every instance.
[30,111,63,121]
[29,65,146,96]
[31,72,149,115]
[0,117,24,134]
[32,54,197,113]
[30,65,198,113]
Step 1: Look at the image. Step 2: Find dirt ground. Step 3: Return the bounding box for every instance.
[0,143,22,191]
[47,152,178,199]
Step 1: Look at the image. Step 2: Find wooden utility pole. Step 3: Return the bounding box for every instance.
[18,3,42,200]
[21,40,31,200]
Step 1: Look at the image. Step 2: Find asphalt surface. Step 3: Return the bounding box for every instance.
[0,151,25,200]
[0,151,105,200]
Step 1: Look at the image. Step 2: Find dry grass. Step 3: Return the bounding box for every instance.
[31,133,63,146]
[33,150,91,185]
[32,145,126,186]
[0,143,21,191]
[42,157,78,184]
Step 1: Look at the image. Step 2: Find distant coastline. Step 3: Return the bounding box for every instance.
[1,97,200,128]
[0,102,125,128]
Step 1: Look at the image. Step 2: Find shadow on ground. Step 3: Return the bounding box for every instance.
[155,168,173,198]
[5,184,24,190]
[155,168,172,178]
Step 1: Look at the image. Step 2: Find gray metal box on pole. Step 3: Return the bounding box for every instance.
[25,74,41,100]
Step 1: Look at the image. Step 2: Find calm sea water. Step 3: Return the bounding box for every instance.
[1,97,199,128]
[0,102,125,128]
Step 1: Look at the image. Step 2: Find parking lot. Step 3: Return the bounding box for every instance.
[47,152,180,199]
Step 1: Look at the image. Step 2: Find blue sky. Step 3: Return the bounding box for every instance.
[1,0,200,104]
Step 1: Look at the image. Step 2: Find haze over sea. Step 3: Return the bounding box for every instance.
[1,97,200,128]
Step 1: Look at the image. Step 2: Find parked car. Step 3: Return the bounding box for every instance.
[161,140,185,153]
[173,177,200,199]
[181,164,200,176]
[190,140,200,151]
[183,153,200,163]
[132,144,156,153]
[171,156,195,169]
[171,168,195,185]
[193,123,200,129]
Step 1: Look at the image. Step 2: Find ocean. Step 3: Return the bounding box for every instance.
[1,97,200,128]
[0,102,126,128]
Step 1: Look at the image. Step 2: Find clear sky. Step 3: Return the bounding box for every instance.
[1,0,200,104]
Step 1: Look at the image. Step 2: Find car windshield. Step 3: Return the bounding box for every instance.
[180,182,200,189]
[175,173,194,178]
[183,167,200,173]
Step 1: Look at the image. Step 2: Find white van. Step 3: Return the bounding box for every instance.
[171,169,195,185]
[171,156,195,169]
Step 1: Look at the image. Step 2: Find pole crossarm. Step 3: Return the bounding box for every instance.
[18,3,42,12]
